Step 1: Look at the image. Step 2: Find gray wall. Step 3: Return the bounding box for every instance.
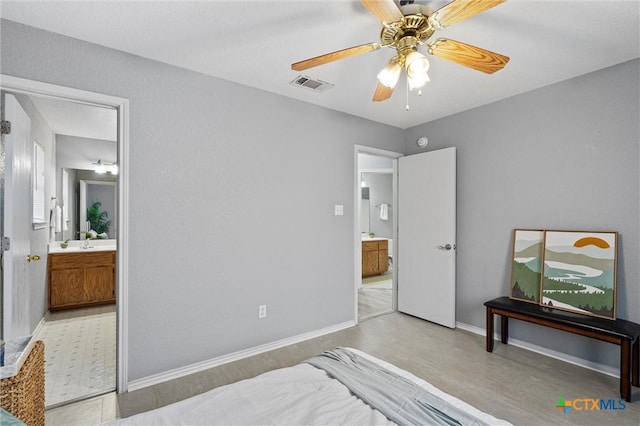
[405,59,640,369]
[359,153,393,169]
[1,20,404,380]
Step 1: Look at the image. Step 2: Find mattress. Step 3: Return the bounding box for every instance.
[108,348,511,425]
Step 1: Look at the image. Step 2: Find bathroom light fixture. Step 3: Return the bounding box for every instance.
[92,159,118,175]
[94,159,106,174]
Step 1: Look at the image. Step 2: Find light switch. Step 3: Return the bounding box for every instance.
[334,205,344,216]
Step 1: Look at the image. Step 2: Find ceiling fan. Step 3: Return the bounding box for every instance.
[291,0,510,102]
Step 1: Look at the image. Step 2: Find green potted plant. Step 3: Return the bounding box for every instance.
[86,201,111,236]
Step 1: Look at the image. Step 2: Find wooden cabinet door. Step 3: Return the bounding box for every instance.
[86,266,115,302]
[362,250,379,277]
[48,251,116,310]
[50,269,86,307]
[378,249,388,274]
[362,241,379,277]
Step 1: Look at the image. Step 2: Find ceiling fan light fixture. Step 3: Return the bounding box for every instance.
[377,56,404,89]
[408,72,430,91]
[292,0,510,107]
[405,49,430,79]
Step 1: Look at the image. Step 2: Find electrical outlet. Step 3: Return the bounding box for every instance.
[258,304,267,319]
[334,205,344,216]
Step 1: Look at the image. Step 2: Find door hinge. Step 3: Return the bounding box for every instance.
[1,120,10,135]
[1,236,10,252]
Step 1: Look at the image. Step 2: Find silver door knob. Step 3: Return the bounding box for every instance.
[437,244,454,250]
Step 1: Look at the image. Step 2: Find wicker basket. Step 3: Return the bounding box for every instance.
[0,340,45,426]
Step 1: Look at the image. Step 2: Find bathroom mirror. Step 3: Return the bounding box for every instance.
[80,179,117,238]
[57,168,117,241]
[56,132,117,241]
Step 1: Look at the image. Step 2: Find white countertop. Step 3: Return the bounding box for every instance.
[361,237,389,242]
[48,239,116,254]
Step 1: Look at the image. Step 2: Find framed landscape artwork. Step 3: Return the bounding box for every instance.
[541,230,618,319]
[509,229,544,304]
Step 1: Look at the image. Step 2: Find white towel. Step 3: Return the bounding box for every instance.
[54,205,62,233]
[379,204,389,221]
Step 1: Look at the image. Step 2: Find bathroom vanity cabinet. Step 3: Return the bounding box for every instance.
[47,251,116,311]
[362,239,388,277]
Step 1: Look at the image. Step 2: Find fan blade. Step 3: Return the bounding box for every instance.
[427,38,509,74]
[291,43,381,71]
[360,0,404,23]
[373,82,393,102]
[429,0,506,29]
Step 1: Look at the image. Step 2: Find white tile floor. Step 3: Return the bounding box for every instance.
[45,392,119,425]
[34,305,116,407]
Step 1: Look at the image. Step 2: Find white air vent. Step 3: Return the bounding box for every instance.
[290,75,334,93]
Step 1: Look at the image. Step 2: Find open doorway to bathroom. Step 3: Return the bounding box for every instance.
[357,149,400,321]
[1,89,119,408]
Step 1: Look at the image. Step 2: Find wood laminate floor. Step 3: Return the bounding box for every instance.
[359,272,393,321]
[46,312,640,425]
[358,288,393,321]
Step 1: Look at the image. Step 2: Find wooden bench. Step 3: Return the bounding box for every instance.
[484,297,640,402]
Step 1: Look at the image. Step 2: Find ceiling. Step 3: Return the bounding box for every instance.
[30,96,117,142]
[2,1,639,129]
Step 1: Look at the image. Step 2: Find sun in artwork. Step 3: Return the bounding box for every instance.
[573,237,611,249]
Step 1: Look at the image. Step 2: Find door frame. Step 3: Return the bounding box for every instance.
[1,74,130,393]
[354,145,402,323]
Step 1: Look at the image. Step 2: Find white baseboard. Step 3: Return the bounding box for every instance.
[127,320,356,392]
[31,313,49,339]
[455,321,619,378]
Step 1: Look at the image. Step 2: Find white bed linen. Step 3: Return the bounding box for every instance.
[108,348,511,425]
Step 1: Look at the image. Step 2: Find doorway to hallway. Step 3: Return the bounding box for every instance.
[355,147,401,322]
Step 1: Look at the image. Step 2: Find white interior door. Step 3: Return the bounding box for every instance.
[397,147,456,328]
[3,94,32,339]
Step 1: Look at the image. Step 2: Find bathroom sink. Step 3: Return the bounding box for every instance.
[48,239,117,253]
